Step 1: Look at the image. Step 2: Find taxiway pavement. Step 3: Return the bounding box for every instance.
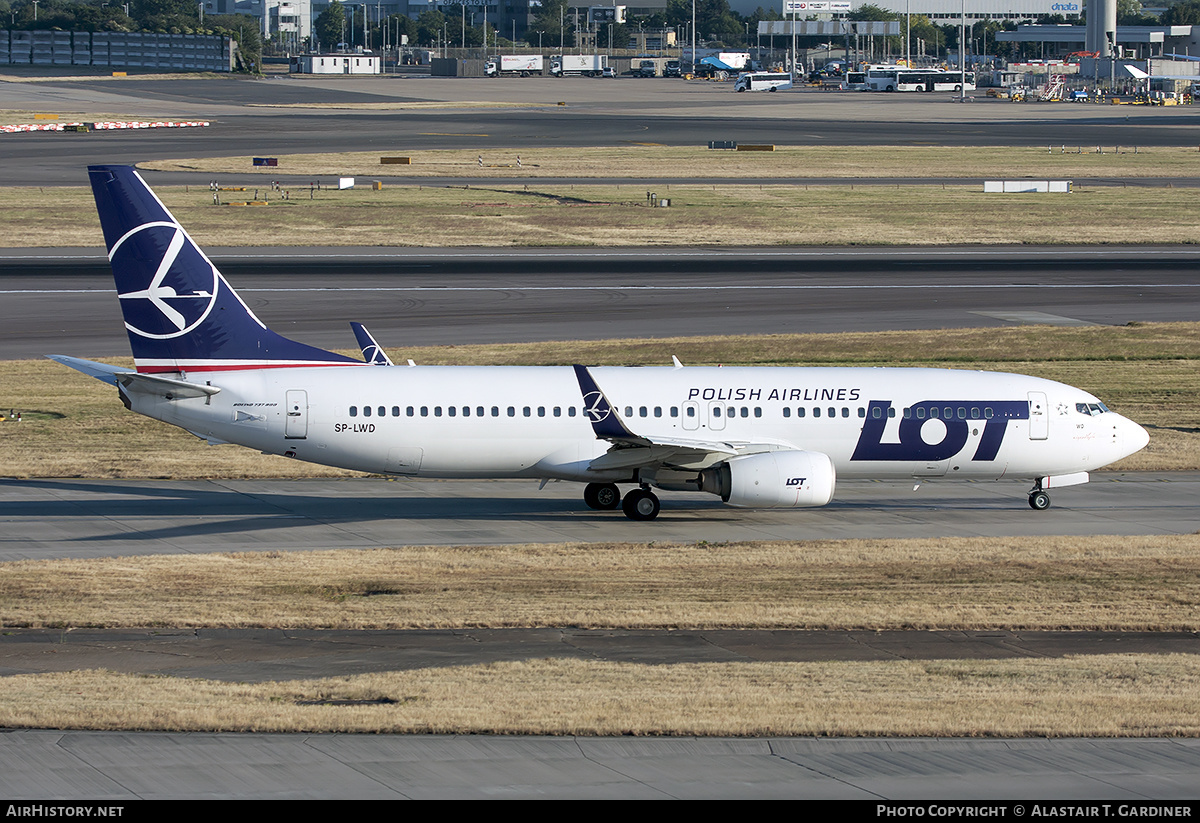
[2,473,1194,562]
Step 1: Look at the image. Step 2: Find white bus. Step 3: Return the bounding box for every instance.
[867,68,975,92]
[734,72,793,92]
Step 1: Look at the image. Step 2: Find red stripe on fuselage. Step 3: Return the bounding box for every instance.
[135,362,365,374]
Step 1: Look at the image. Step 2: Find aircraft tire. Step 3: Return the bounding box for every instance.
[622,488,661,521]
[1029,490,1051,510]
[584,482,621,510]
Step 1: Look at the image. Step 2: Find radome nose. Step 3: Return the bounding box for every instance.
[1119,416,1150,457]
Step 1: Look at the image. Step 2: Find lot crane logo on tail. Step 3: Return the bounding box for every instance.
[112,222,219,339]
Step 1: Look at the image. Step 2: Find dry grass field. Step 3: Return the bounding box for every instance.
[2,655,1197,736]
[5,323,1198,477]
[142,145,1200,181]
[3,535,1199,631]
[2,534,1198,735]
[5,164,1200,248]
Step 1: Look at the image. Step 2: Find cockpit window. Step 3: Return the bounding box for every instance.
[1076,402,1109,416]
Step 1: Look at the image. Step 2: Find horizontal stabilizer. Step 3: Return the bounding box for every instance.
[116,371,220,400]
[45,355,218,399]
[45,354,130,386]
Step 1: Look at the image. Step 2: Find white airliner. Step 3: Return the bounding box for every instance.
[50,165,1149,520]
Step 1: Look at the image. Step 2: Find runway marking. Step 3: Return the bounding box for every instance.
[417,132,489,136]
[6,284,1200,295]
[971,311,1100,327]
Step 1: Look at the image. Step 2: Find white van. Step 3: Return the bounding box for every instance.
[734,72,793,92]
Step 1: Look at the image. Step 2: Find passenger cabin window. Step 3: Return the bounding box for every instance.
[349,406,358,417]
[363,406,372,417]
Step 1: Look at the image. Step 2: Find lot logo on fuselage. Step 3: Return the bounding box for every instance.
[110,221,218,339]
[851,400,1029,462]
[582,390,612,422]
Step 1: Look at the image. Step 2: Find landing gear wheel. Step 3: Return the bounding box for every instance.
[584,482,621,510]
[622,488,661,521]
[1028,490,1051,511]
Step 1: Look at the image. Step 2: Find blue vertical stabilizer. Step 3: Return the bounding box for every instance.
[88,165,359,373]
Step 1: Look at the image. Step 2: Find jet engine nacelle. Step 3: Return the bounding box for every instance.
[699,450,836,508]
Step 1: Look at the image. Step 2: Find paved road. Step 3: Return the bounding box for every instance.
[2,731,1197,799]
[4,246,1198,359]
[3,473,1194,562]
[4,74,1200,185]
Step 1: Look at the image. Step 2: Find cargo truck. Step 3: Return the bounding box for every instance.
[550,54,608,77]
[484,55,544,77]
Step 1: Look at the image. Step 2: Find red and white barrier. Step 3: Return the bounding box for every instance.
[2,120,209,134]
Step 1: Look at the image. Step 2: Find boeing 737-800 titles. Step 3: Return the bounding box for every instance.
[50,166,1149,520]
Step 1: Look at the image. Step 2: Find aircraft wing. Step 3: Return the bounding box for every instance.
[1123,65,1198,80]
[572,364,789,471]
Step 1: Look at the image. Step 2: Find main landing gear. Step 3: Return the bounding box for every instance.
[583,482,621,510]
[622,487,661,521]
[582,483,661,520]
[1028,483,1051,511]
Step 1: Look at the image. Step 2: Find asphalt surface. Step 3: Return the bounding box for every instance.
[3,473,1195,562]
[4,72,1200,186]
[4,246,1199,358]
[2,732,1197,799]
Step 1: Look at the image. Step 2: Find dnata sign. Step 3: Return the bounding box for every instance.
[1051,2,1080,9]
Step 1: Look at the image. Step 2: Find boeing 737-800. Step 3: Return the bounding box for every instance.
[50,165,1149,520]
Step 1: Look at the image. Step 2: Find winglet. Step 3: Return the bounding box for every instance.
[350,322,394,365]
[1124,65,1149,79]
[572,364,643,442]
